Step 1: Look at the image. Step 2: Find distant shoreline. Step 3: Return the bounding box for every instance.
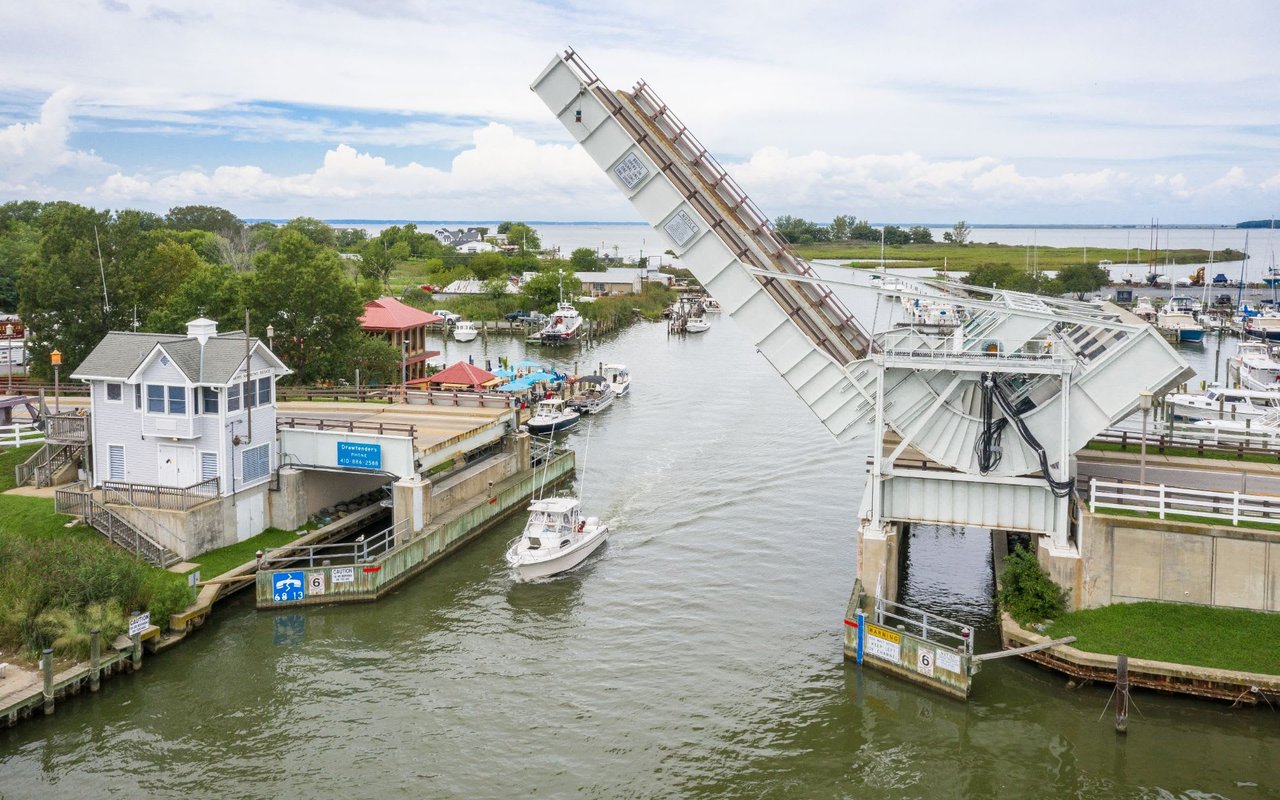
[244,219,1242,230]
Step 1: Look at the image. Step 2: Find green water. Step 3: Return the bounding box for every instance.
[1,318,1275,799]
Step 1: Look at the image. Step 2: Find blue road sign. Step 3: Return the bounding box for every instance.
[337,441,382,469]
[272,571,305,602]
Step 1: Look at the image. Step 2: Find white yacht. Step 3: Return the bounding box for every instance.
[1167,386,1280,422]
[505,496,608,580]
[1229,341,1280,390]
[452,320,478,342]
[1131,297,1157,322]
[538,303,583,344]
[702,297,722,313]
[685,317,711,333]
[525,398,580,434]
[602,364,631,396]
[1243,311,1280,342]
[1155,300,1203,343]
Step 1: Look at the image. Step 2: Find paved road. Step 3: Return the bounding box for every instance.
[1077,452,1280,496]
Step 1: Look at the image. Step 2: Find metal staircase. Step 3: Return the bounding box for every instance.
[54,486,182,568]
[532,50,1194,545]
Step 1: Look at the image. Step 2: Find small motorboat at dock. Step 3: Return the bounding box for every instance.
[526,398,580,434]
[505,496,608,580]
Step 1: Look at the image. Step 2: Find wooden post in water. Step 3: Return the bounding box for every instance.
[89,628,101,692]
[130,611,143,672]
[1115,654,1129,734]
[41,648,54,715]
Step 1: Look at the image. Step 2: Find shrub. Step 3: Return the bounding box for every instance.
[997,545,1066,624]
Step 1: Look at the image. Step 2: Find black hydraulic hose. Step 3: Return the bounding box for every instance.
[983,373,1076,498]
[975,373,1007,474]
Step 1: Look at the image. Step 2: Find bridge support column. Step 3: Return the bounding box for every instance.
[269,467,307,531]
[393,475,431,535]
[857,518,901,604]
[1038,536,1083,611]
[513,430,532,469]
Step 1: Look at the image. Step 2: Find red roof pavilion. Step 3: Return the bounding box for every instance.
[409,361,502,390]
[360,297,443,330]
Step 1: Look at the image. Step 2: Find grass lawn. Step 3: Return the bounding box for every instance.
[0,442,41,492]
[1046,602,1280,675]
[1083,440,1279,465]
[191,527,306,579]
[1089,505,1280,533]
[791,242,1235,272]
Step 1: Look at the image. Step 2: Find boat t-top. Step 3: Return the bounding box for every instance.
[526,397,580,434]
[567,375,615,415]
[538,302,583,344]
[602,364,631,396]
[505,496,608,580]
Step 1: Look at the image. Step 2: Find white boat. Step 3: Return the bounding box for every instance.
[452,320,478,342]
[896,296,965,333]
[505,496,608,580]
[1131,297,1157,322]
[525,398,580,434]
[602,364,631,396]
[538,302,583,344]
[1230,341,1280,390]
[567,376,615,414]
[702,297,722,313]
[1155,301,1203,343]
[685,317,711,333]
[1167,386,1280,422]
[1243,311,1280,342]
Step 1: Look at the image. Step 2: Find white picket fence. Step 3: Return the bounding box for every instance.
[0,422,44,448]
[1089,478,1280,527]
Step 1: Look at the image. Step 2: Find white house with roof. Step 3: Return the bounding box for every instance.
[70,318,293,551]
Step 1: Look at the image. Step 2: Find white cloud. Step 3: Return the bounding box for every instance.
[96,123,623,218]
[0,88,107,183]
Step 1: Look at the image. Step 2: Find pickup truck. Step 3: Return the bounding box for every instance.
[431,309,461,324]
[505,310,547,325]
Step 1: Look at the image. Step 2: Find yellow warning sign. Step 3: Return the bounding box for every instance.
[865,623,901,644]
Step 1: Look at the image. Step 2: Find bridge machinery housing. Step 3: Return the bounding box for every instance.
[531,50,1193,606]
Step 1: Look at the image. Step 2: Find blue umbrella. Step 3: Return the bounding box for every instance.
[515,358,544,369]
[497,377,534,392]
[525,370,558,384]
[493,367,515,378]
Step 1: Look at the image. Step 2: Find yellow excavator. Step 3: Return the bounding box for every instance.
[1188,266,1205,286]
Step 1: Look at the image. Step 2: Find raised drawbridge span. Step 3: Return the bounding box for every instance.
[531,50,1193,586]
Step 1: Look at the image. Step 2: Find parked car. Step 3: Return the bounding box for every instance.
[505,310,548,324]
[432,309,461,324]
[419,284,440,292]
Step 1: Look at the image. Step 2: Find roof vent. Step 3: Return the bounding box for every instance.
[186,317,218,344]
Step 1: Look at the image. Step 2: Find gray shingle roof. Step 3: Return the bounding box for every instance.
[71,330,286,384]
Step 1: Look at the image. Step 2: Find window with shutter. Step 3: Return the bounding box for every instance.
[108,445,125,481]
[200,451,218,482]
[242,443,270,484]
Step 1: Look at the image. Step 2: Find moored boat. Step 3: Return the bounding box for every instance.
[702,297,722,313]
[1167,386,1280,422]
[602,363,631,396]
[685,317,711,333]
[567,375,615,414]
[505,496,608,580]
[1230,341,1280,390]
[538,302,583,344]
[452,320,479,342]
[526,398,580,433]
[1156,301,1203,343]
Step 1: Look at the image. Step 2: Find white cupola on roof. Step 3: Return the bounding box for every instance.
[186,317,218,344]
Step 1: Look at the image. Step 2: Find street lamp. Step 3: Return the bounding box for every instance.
[1138,390,1154,487]
[50,349,62,414]
[266,323,275,352]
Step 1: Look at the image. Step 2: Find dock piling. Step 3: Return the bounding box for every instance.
[89,628,101,691]
[41,648,54,715]
[130,611,142,672]
[1115,654,1129,734]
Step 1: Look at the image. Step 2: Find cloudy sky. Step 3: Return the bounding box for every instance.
[1,0,1276,224]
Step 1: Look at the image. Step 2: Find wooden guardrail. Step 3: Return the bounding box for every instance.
[1090,428,1280,461]
[101,476,220,511]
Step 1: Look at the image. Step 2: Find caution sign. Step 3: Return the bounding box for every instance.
[331,566,355,584]
[307,572,326,596]
[864,623,902,663]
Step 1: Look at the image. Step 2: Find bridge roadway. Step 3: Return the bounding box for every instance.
[274,401,515,452]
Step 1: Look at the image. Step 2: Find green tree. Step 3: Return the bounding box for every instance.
[849,219,878,241]
[521,268,581,312]
[0,220,38,312]
[282,216,338,249]
[336,227,369,250]
[146,262,244,333]
[248,230,363,383]
[829,214,853,241]
[484,277,512,300]
[500,222,541,254]
[882,225,911,246]
[944,220,972,245]
[773,215,829,244]
[1056,263,1111,299]
[908,225,934,244]
[165,205,244,237]
[313,332,401,386]
[569,247,600,271]
[468,251,509,280]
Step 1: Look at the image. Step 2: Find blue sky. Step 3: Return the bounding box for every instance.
[1,0,1277,224]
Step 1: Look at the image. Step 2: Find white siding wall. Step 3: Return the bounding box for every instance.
[89,379,143,486]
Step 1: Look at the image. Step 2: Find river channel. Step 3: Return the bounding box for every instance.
[1,312,1276,798]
